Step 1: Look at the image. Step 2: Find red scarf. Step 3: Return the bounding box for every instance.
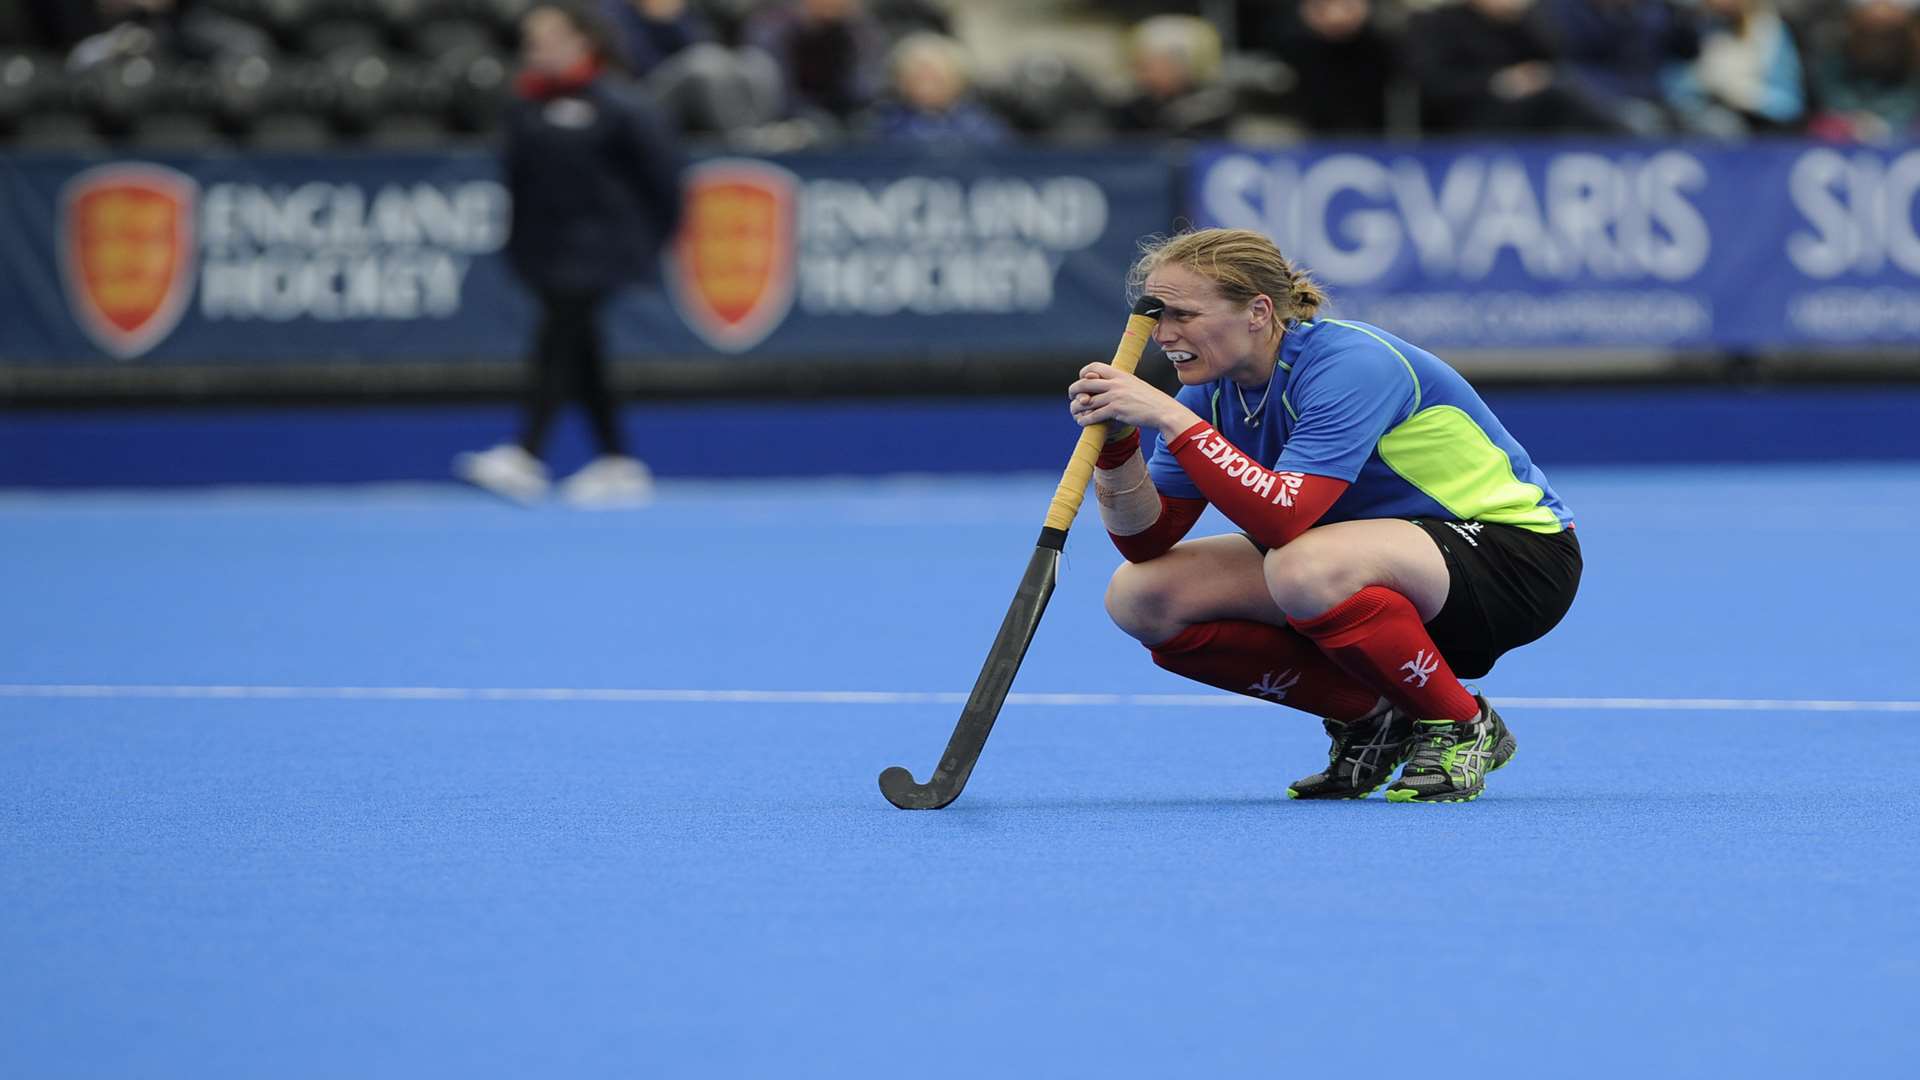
[515,57,603,100]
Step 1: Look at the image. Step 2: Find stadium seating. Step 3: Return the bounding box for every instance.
[645,43,783,140]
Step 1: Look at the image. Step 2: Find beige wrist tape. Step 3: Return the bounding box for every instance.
[1094,453,1161,536]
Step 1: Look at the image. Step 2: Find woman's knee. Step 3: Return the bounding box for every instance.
[1262,542,1361,619]
[1105,560,1181,643]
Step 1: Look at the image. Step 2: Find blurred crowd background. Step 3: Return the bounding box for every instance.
[4,0,1917,491]
[3,0,1917,152]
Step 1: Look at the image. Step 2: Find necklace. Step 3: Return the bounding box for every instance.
[1232,361,1280,427]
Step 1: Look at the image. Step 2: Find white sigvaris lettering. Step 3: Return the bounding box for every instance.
[1786,148,1920,278]
[1201,150,1712,285]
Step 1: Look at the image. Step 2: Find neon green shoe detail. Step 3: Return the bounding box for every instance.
[1384,697,1514,803]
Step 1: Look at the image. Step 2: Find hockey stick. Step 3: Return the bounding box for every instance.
[878,294,1166,809]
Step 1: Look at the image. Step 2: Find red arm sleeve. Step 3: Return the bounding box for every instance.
[1166,420,1348,549]
[1109,495,1207,564]
[1095,428,1207,563]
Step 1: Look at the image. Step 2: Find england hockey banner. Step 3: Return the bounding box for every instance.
[1188,141,1920,349]
[11,142,1919,367]
[0,149,1173,366]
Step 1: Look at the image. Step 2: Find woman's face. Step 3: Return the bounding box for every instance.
[1302,0,1370,40]
[1142,262,1275,386]
[897,47,962,112]
[522,8,592,76]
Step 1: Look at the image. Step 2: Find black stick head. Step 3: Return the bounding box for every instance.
[1131,294,1166,319]
[878,765,957,810]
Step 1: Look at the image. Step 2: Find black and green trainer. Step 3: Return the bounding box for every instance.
[1384,695,1517,804]
[1286,699,1416,800]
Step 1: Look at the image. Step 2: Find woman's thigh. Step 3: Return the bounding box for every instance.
[1261,518,1452,621]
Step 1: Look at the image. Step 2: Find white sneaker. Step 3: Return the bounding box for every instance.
[559,455,655,508]
[453,443,550,505]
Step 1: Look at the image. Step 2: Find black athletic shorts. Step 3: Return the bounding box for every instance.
[1243,520,1582,680]
[1408,519,1581,679]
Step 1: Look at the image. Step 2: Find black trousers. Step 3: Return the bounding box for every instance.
[519,288,623,458]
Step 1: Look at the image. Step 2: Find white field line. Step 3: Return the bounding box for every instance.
[0,684,1917,713]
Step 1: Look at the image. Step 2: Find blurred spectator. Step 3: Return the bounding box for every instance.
[1805,0,1920,141]
[1110,14,1234,138]
[1663,0,1806,134]
[67,0,271,71]
[1,1,31,46]
[744,0,886,124]
[644,41,784,136]
[984,49,1111,141]
[1541,0,1703,134]
[1257,0,1398,135]
[10,0,103,50]
[1408,0,1621,133]
[867,0,952,38]
[457,2,685,507]
[867,31,1008,145]
[599,0,711,77]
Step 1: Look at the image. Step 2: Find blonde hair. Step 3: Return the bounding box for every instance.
[1128,227,1328,322]
[1128,15,1222,84]
[889,32,971,89]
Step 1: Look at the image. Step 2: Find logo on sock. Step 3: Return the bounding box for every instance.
[1248,669,1300,702]
[1401,650,1439,688]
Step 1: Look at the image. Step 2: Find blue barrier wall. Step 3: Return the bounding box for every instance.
[4,388,1917,487]
[0,149,1173,364]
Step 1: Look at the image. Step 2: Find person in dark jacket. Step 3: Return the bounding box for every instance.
[598,0,711,78]
[456,2,685,507]
[1255,0,1399,136]
[1540,0,1704,134]
[1408,0,1622,133]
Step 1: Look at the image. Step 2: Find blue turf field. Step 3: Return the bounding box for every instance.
[3,465,1917,1078]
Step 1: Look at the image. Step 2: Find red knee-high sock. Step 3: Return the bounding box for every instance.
[1288,587,1478,722]
[1149,619,1384,720]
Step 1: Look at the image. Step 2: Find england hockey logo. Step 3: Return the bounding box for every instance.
[1401,650,1439,687]
[59,163,199,359]
[668,158,798,353]
[1248,669,1300,702]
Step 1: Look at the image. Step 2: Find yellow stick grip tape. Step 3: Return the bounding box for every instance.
[1043,310,1162,534]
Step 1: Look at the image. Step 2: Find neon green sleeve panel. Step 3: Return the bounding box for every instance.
[1377,405,1565,533]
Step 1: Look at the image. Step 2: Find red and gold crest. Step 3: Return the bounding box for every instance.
[669,159,798,353]
[60,164,199,359]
